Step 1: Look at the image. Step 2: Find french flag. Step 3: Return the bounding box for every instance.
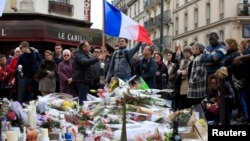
[104,0,153,45]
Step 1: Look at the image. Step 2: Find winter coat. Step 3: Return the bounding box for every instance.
[37,60,57,92]
[187,53,207,98]
[136,57,157,88]
[72,48,99,85]
[58,60,78,97]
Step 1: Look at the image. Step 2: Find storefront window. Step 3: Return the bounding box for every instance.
[53,0,68,4]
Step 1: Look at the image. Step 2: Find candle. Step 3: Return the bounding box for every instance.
[28,101,36,128]
[23,126,26,141]
[41,128,49,138]
[6,131,18,141]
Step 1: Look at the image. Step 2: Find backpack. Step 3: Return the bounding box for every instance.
[113,50,136,76]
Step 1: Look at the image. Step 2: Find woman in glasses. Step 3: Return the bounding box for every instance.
[58,49,78,97]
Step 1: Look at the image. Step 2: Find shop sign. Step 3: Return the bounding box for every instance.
[84,0,91,22]
[58,32,93,42]
[1,29,7,36]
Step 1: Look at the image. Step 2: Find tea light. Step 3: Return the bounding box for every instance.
[41,128,49,141]
[41,128,49,138]
[6,131,18,141]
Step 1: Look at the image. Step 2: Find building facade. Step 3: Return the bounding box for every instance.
[111,0,173,52]
[111,0,250,53]
[172,0,250,48]
[0,0,101,56]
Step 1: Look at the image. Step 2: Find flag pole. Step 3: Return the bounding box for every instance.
[100,0,106,88]
[102,0,106,51]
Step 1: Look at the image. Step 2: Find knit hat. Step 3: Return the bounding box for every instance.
[183,45,193,55]
[14,47,20,53]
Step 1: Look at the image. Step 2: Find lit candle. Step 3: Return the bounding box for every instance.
[6,131,18,141]
[41,128,49,138]
[28,101,36,128]
[23,126,26,141]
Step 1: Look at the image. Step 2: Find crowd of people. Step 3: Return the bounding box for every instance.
[0,31,250,125]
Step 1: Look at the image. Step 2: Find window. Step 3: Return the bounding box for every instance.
[243,24,250,38]
[219,0,224,19]
[138,0,140,13]
[176,0,179,8]
[219,30,224,41]
[53,0,68,4]
[194,37,198,42]
[185,0,188,4]
[184,13,188,32]
[206,3,210,24]
[194,8,198,28]
[134,3,136,15]
[175,17,179,35]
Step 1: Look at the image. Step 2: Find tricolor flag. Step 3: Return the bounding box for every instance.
[0,0,6,17]
[104,0,153,45]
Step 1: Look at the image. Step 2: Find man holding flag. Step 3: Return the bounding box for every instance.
[105,38,141,83]
[103,0,152,82]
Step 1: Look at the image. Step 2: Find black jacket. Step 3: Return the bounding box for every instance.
[72,48,99,85]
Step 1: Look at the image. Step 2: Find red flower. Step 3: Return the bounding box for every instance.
[7,111,17,121]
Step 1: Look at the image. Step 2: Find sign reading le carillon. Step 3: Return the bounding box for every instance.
[1,29,7,36]
[58,32,93,42]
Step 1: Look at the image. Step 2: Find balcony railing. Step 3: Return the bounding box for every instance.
[154,10,172,26]
[127,0,137,7]
[237,3,250,16]
[48,1,74,16]
[144,18,155,30]
[119,5,127,12]
[144,0,160,9]
[153,35,172,48]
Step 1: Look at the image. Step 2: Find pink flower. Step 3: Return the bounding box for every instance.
[7,111,17,121]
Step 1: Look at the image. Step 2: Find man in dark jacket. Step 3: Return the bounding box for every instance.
[73,41,105,105]
[53,43,63,92]
[17,41,43,103]
[136,45,157,88]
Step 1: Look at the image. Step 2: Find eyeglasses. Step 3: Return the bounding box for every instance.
[119,40,125,42]
[63,54,70,57]
[94,51,100,53]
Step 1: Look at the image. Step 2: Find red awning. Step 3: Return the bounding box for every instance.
[0,20,102,46]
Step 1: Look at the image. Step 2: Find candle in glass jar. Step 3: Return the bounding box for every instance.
[6,131,18,141]
[41,128,49,138]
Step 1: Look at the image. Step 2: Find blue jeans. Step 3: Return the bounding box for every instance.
[237,90,249,119]
[75,82,89,105]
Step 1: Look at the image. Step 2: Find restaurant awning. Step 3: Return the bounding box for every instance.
[0,20,102,46]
